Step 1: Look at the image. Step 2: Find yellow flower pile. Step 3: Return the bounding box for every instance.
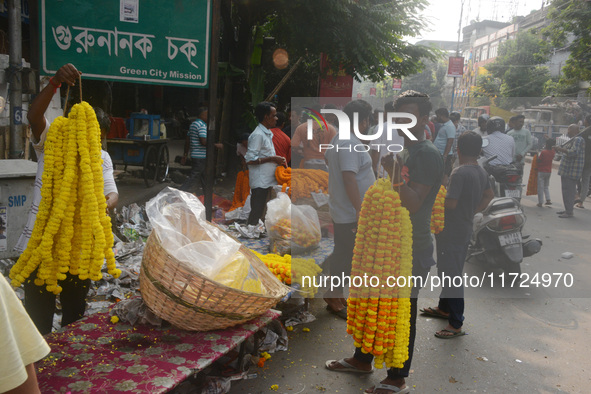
[10,102,120,294]
[213,251,264,294]
[291,169,328,201]
[347,178,413,369]
[252,250,322,298]
[430,185,446,234]
[252,250,292,284]
[291,257,322,298]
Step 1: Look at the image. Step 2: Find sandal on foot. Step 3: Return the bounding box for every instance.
[435,329,466,339]
[419,307,449,319]
[576,203,585,209]
[326,305,347,320]
[364,383,410,394]
[325,359,373,374]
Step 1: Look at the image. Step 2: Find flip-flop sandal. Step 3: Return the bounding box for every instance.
[326,305,347,320]
[325,359,373,374]
[435,329,467,339]
[419,307,449,319]
[364,383,410,393]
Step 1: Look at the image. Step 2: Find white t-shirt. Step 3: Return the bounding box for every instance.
[15,119,118,252]
[326,134,376,224]
[0,274,51,392]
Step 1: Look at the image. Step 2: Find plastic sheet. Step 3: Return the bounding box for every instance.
[145,187,270,293]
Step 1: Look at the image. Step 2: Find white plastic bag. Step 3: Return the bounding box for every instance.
[145,188,267,295]
[265,193,321,254]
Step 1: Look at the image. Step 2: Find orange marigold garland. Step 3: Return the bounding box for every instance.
[9,102,121,294]
[526,154,538,196]
[430,185,446,234]
[347,178,413,369]
[229,170,250,211]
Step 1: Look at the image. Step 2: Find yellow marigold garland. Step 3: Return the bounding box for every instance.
[252,250,322,297]
[430,185,446,234]
[346,178,413,369]
[10,102,121,294]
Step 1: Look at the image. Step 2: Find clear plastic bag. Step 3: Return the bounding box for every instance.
[265,193,321,254]
[145,187,267,293]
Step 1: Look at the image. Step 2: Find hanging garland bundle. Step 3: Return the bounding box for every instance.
[228,170,250,211]
[346,178,413,369]
[526,154,538,196]
[430,185,446,234]
[10,102,120,294]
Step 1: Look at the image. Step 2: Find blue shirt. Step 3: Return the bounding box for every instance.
[188,119,207,159]
[433,120,456,156]
[245,124,277,189]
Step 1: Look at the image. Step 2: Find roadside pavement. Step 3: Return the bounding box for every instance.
[111,152,591,393]
[228,161,591,394]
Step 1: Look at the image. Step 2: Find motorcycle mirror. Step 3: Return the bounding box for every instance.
[482,137,489,148]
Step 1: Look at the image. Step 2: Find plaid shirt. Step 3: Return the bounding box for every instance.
[558,136,585,180]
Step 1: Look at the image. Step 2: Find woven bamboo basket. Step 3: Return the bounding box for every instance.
[140,231,288,331]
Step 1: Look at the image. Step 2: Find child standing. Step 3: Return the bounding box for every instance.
[537,139,556,207]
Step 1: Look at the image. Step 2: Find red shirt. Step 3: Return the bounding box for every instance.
[537,149,555,173]
[271,128,291,164]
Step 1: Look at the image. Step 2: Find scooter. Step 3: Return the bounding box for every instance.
[483,161,523,202]
[466,154,542,277]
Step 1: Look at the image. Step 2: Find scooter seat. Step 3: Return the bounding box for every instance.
[483,197,519,215]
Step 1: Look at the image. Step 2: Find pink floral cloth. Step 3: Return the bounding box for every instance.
[37,309,281,393]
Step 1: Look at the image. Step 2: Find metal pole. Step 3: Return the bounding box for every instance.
[8,0,23,159]
[205,0,221,222]
[451,0,465,112]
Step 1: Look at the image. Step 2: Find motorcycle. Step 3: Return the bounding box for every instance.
[467,152,543,278]
[483,161,523,202]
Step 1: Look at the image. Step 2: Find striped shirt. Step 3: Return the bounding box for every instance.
[558,136,585,180]
[481,131,515,166]
[188,118,208,159]
[15,119,118,252]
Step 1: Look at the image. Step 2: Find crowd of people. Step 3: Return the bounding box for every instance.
[4,61,589,393]
[242,95,587,393]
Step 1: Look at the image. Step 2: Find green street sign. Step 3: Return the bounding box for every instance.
[41,0,211,87]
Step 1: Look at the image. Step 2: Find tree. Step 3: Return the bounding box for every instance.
[487,31,551,109]
[470,72,500,107]
[543,0,591,89]
[269,0,436,82]
[400,59,448,108]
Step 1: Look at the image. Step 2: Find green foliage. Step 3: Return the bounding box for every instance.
[487,31,551,108]
[400,58,448,107]
[544,0,591,83]
[543,77,580,97]
[264,0,436,82]
[471,74,500,107]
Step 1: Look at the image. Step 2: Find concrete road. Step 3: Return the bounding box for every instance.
[230,161,591,394]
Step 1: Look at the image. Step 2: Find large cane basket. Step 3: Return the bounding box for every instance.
[140,231,288,331]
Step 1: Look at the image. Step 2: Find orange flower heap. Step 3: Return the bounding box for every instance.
[346,178,413,369]
[10,102,120,294]
[229,170,250,211]
[430,185,446,234]
[290,169,328,201]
